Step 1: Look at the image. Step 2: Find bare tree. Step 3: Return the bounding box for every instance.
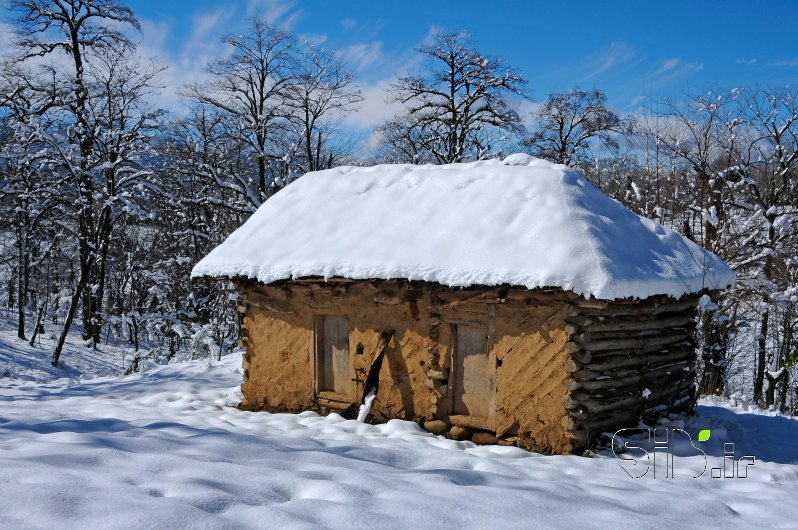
[646,91,744,254]
[525,87,627,166]
[642,90,747,396]
[185,19,296,209]
[626,86,798,407]
[382,31,527,164]
[0,63,60,340]
[287,42,362,173]
[167,104,258,215]
[730,87,798,407]
[375,114,439,164]
[6,0,165,365]
[81,47,166,346]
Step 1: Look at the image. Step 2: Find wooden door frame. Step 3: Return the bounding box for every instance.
[312,314,355,406]
[445,305,497,430]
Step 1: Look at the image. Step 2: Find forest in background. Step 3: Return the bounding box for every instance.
[1,1,796,413]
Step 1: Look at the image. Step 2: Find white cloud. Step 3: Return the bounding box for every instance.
[339,42,385,74]
[338,27,440,131]
[647,58,703,86]
[298,33,328,46]
[185,9,232,56]
[580,42,636,82]
[659,58,681,71]
[363,128,382,153]
[138,18,169,52]
[0,22,14,54]
[246,0,302,30]
[769,59,798,68]
[510,98,542,129]
[340,18,357,31]
[736,58,758,65]
[343,79,402,129]
[133,10,235,113]
[0,21,77,75]
[421,24,445,46]
[125,3,450,135]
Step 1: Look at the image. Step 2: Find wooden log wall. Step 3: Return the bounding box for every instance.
[560,294,701,449]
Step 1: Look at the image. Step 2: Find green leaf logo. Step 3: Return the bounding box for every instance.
[698,429,711,442]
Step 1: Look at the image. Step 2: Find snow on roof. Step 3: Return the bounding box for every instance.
[192,154,735,300]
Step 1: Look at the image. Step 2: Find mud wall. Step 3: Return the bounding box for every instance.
[238,281,434,421]
[236,280,575,452]
[420,288,572,452]
[235,279,701,454]
[493,301,571,452]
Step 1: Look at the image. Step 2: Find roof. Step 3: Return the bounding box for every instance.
[192,154,735,300]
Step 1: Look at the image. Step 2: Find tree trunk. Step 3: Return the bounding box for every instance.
[71,19,96,346]
[304,103,315,172]
[698,302,727,396]
[28,300,47,347]
[699,361,724,396]
[16,257,25,340]
[6,267,14,311]
[131,314,139,352]
[682,218,695,243]
[217,328,226,362]
[52,265,90,366]
[90,278,102,345]
[15,218,28,340]
[764,372,777,408]
[91,215,112,345]
[753,308,768,404]
[80,245,94,341]
[258,152,267,201]
[779,371,789,413]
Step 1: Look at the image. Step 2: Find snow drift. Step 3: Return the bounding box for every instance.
[192,154,735,300]
[1,346,796,528]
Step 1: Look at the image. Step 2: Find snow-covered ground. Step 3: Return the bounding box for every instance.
[1,317,797,528]
[0,312,126,382]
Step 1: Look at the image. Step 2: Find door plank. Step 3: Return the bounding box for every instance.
[332,316,350,395]
[453,324,492,419]
[322,316,336,391]
[320,315,351,397]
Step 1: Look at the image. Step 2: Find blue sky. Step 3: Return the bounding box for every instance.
[3,0,798,137]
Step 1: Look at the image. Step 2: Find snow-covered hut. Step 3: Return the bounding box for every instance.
[192,154,735,453]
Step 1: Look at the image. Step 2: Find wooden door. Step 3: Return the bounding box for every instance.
[452,324,493,420]
[319,315,351,397]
